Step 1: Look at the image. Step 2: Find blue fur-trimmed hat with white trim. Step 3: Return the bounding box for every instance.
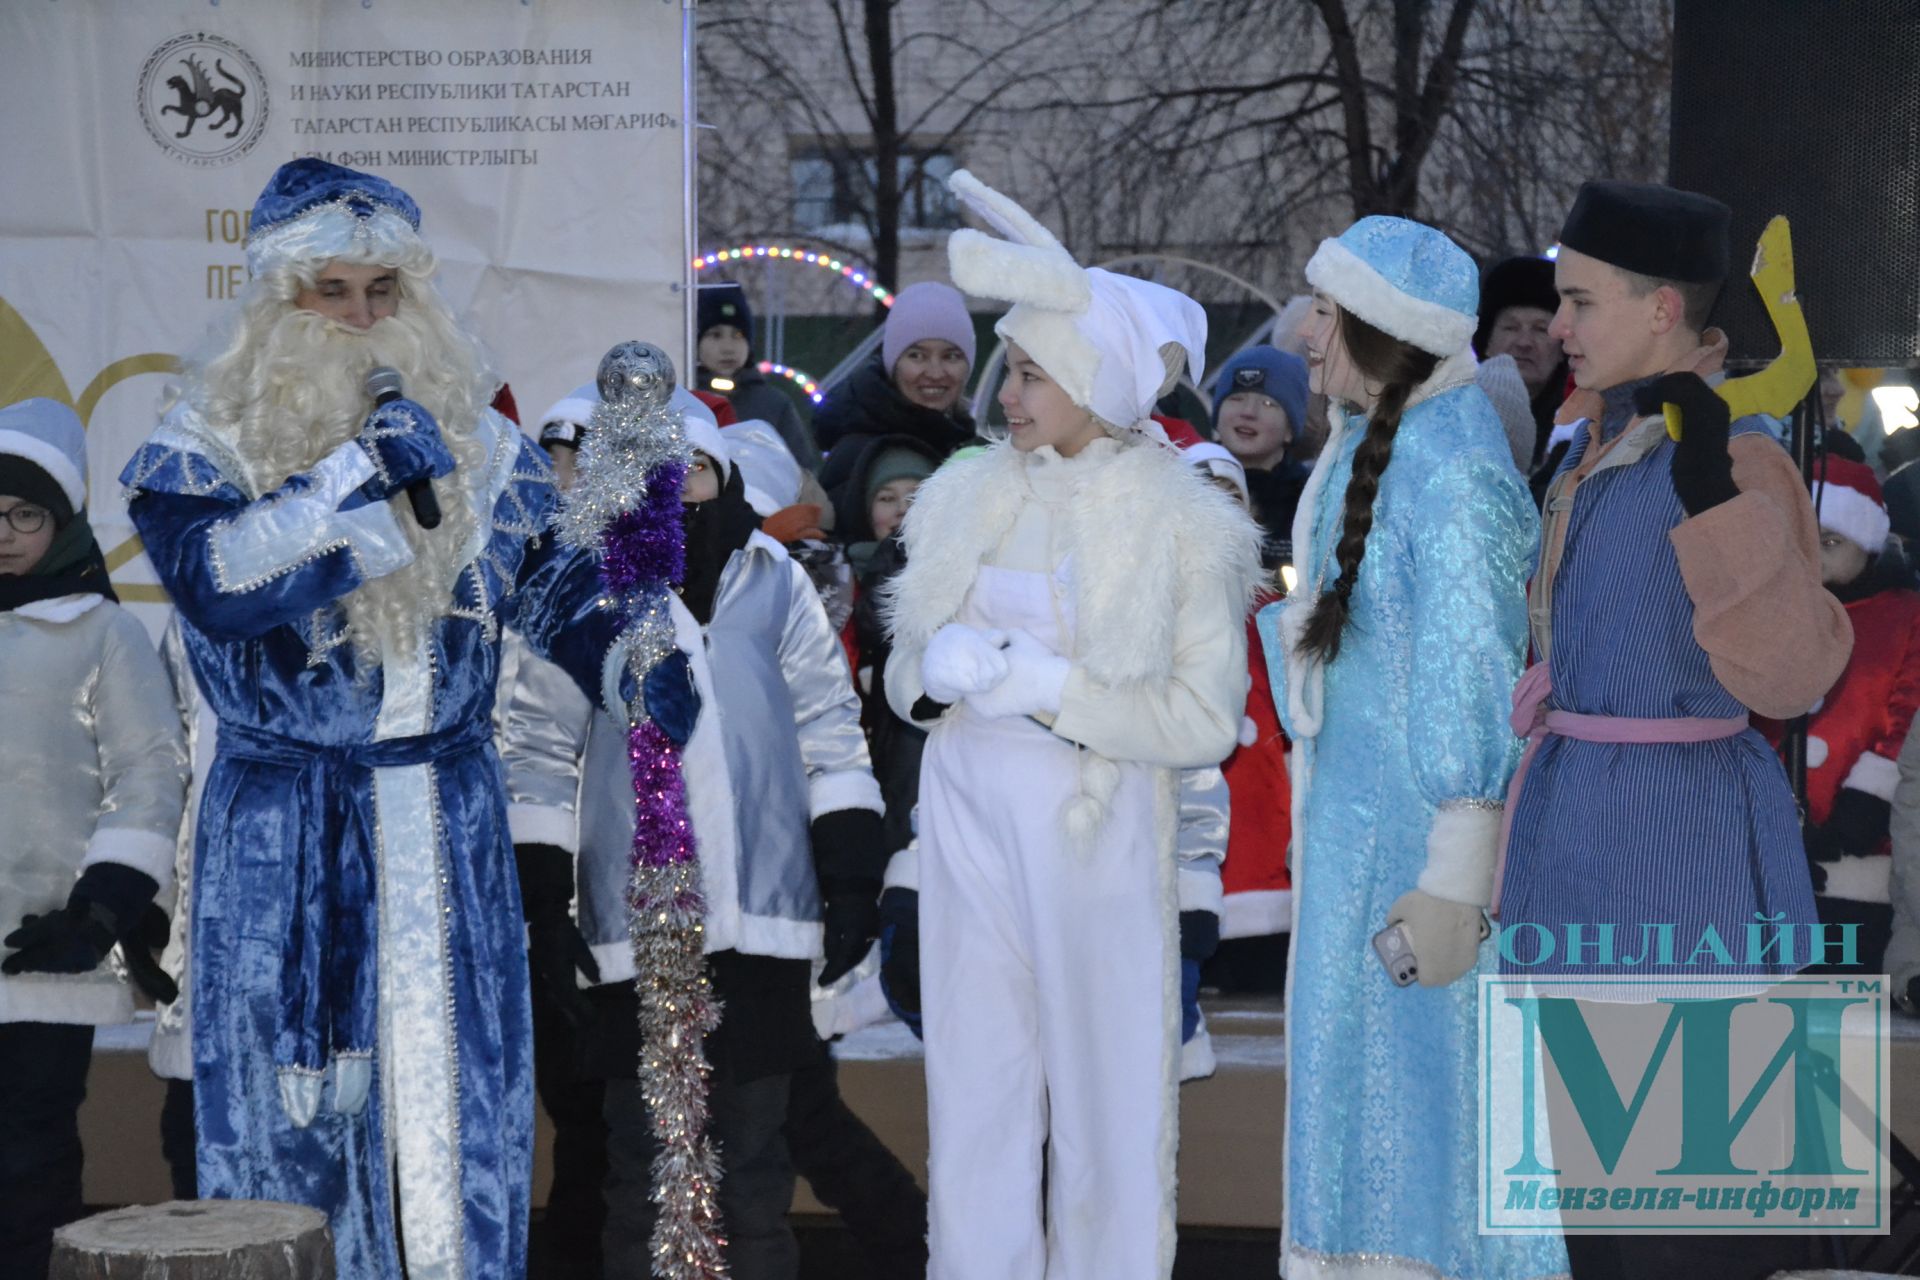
[245,158,425,277]
[0,398,87,524]
[1303,216,1480,357]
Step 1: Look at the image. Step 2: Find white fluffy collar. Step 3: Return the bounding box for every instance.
[884,439,1261,685]
[5,593,105,624]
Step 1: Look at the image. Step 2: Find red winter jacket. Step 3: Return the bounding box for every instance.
[1221,593,1292,937]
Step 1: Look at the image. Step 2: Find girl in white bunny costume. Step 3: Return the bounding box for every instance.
[881,171,1261,1279]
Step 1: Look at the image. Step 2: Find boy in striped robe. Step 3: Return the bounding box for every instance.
[1496,179,1854,1280]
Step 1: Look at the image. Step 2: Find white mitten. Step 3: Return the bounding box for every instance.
[920,623,1010,704]
[965,630,1070,721]
[332,1055,372,1116]
[1385,889,1488,988]
[279,1069,322,1128]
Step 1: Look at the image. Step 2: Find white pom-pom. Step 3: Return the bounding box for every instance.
[1238,716,1259,749]
[1062,753,1123,850]
[1807,735,1829,769]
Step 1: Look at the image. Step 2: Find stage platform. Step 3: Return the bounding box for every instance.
[76,995,1920,1231]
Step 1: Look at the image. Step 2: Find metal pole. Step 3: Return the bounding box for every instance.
[680,0,698,378]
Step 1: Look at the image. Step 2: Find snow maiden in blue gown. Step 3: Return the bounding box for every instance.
[119,160,690,1280]
[1259,217,1568,1279]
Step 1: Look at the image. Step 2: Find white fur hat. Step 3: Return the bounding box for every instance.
[0,397,87,512]
[672,387,729,482]
[945,170,1206,430]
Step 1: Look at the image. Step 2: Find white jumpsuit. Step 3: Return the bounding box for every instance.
[918,451,1178,1280]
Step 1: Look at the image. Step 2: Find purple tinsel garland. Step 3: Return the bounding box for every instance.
[601,455,727,1276]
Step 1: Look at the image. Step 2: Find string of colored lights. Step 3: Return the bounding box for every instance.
[757,361,822,404]
[692,244,895,308]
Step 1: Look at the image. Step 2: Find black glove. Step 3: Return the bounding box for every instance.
[1825,786,1893,855]
[1905,974,1920,1015]
[122,904,179,1006]
[3,862,160,977]
[1180,909,1221,964]
[818,881,881,987]
[1801,816,1838,894]
[355,398,454,501]
[1634,373,1736,517]
[878,886,921,1025]
[514,843,601,1030]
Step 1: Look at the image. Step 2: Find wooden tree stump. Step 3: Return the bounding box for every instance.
[50,1200,333,1279]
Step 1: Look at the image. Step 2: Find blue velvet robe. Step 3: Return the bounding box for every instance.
[121,407,623,1280]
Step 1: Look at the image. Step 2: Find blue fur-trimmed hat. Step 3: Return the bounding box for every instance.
[246,159,425,276]
[1304,216,1479,357]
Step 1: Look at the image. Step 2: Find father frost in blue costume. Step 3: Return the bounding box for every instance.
[119,160,689,1279]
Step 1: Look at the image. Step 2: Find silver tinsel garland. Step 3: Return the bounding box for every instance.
[559,340,728,1277]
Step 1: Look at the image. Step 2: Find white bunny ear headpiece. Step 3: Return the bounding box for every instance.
[946,170,1092,313]
[945,169,1206,430]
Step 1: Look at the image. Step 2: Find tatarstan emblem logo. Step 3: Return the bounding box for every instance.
[138,33,269,166]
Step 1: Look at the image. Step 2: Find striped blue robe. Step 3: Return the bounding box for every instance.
[1500,379,1823,978]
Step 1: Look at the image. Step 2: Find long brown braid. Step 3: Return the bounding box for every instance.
[1297,308,1440,663]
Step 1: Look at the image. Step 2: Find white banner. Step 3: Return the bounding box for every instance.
[0,0,692,614]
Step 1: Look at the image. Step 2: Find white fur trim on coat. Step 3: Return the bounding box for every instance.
[0,428,85,511]
[1821,853,1891,904]
[1817,483,1891,557]
[884,440,1263,687]
[1222,889,1292,940]
[809,768,885,821]
[507,803,578,855]
[1417,803,1501,907]
[81,827,177,889]
[1844,751,1901,803]
[1304,237,1479,358]
[881,843,919,892]
[1177,864,1226,917]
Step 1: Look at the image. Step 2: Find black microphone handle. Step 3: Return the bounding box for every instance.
[408,478,442,530]
[370,382,442,530]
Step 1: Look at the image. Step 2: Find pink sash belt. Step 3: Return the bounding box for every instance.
[1489,663,1748,915]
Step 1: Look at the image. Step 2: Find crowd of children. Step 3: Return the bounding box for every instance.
[2,154,1917,1280]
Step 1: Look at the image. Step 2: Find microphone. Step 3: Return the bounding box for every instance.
[364,366,441,530]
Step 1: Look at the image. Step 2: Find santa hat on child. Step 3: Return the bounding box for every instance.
[944,170,1206,432]
[1816,457,1891,557]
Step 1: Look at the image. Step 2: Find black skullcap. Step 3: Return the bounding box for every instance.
[1557,180,1731,284]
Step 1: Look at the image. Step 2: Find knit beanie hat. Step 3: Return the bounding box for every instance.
[698,283,753,340]
[881,281,977,374]
[1304,216,1479,357]
[865,444,936,509]
[1817,456,1891,556]
[0,398,86,525]
[1209,346,1309,438]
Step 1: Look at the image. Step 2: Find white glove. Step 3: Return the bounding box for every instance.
[921,623,1010,704]
[965,630,1070,721]
[1385,889,1488,989]
[278,1055,373,1127]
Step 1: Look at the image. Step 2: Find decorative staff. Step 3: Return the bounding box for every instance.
[556,340,727,1278]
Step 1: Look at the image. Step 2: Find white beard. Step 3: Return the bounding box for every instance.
[179,296,495,666]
